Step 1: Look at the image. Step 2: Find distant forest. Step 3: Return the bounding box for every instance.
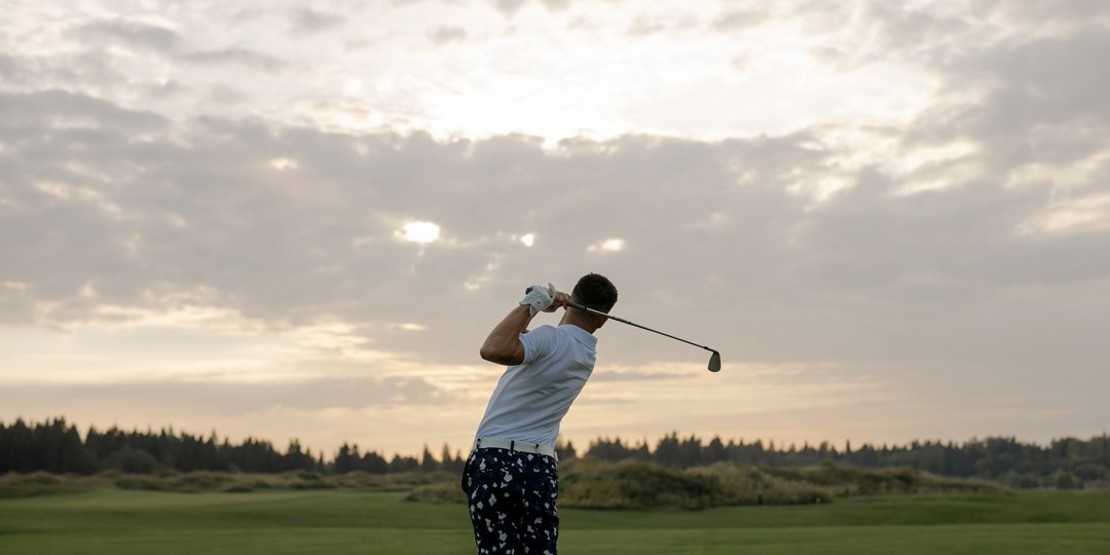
[2,418,1107,489]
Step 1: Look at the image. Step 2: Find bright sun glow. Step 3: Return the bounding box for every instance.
[587,238,626,253]
[270,158,299,171]
[520,233,535,247]
[399,221,440,243]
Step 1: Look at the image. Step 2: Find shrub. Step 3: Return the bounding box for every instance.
[690,463,833,505]
[558,461,835,510]
[561,460,726,510]
[0,472,86,499]
[174,472,236,492]
[17,472,64,486]
[405,483,467,504]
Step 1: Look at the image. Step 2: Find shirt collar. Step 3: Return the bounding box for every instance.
[559,324,598,348]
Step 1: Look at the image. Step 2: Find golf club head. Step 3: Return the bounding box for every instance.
[708,351,721,373]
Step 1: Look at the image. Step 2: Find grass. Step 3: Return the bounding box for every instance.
[1,484,1109,554]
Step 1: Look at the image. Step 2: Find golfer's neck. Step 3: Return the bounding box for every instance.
[560,312,598,334]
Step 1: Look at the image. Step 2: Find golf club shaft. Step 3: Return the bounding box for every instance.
[566,300,716,354]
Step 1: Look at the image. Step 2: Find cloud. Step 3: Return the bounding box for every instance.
[3,85,1107,379]
[589,369,689,383]
[427,25,469,46]
[538,0,572,13]
[289,7,346,36]
[77,20,182,54]
[710,9,767,33]
[0,376,445,415]
[180,48,289,71]
[625,14,700,37]
[0,89,166,131]
[76,19,288,72]
[487,0,529,17]
[979,0,1110,26]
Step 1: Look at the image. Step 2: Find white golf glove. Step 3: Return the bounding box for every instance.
[520,283,556,316]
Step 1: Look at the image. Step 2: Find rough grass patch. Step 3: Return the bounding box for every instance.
[405,482,467,504]
[561,460,729,510]
[785,463,1002,496]
[0,472,96,499]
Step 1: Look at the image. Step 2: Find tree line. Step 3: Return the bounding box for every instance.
[584,432,1110,489]
[2,418,1107,488]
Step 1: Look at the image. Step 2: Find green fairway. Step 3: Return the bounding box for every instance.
[2,488,1109,554]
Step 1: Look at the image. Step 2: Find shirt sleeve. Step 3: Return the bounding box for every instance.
[519,325,557,365]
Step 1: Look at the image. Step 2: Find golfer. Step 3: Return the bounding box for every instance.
[462,273,618,554]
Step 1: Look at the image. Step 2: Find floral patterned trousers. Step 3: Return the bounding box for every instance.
[461,448,559,554]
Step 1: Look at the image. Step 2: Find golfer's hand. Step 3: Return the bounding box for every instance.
[545,291,570,312]
[521,283,556,316]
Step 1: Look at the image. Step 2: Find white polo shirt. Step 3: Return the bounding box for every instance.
[474,324,597,449]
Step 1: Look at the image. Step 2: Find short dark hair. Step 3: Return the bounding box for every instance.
[571,273,618,319]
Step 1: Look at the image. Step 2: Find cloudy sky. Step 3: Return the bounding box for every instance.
[2,0,1108,459]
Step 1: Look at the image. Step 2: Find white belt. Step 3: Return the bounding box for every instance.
[473,437,558,460]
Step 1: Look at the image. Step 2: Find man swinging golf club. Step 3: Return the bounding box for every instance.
[463,273,618,555]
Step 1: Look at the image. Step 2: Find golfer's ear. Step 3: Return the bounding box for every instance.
[596,317,607,329]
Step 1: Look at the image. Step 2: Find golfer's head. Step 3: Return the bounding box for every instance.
[571,273,618,325]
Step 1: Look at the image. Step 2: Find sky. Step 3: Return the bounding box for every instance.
[2,0,1109,459]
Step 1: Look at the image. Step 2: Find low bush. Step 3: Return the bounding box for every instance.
[20,472,64,486]
[561,460,729,510]
[116,472,245,493]
[689,463,834,506]
[405,482,467,504]
[0,472,92,499]
[781,462,1000,496]
[174,472,237,492]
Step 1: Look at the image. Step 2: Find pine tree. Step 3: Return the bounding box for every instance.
[420,445,438,472]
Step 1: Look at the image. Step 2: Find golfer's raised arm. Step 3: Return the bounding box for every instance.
[479,284,568,366]
[479,304,533,365]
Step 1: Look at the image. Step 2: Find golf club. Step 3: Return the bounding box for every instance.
[527,287,721,372]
